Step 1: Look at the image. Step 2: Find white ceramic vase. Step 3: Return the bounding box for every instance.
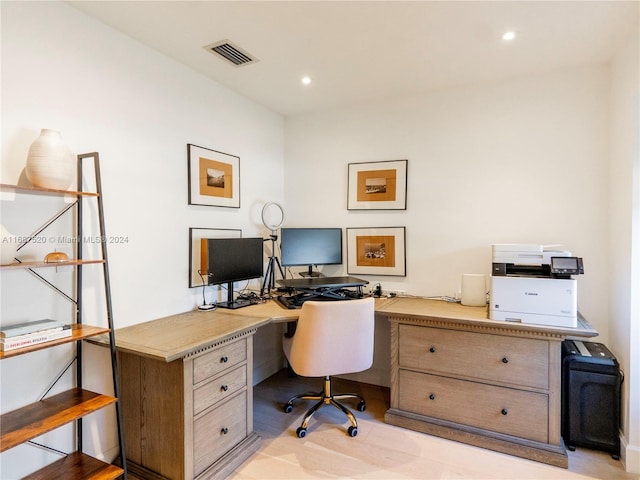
[1,224,18,265]
[25,129,74,190]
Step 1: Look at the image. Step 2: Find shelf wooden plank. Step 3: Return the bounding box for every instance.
[0,388,117,452]
[0,324,110,360]
[0,259,105,269]
[22,451,123,480]
[0,183,98,197]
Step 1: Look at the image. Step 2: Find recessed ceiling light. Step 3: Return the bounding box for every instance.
[301,76,312,85]
[502,31,517,41]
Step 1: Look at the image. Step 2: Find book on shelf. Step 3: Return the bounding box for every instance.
[0,327,72,351]
[1,324,71,342]
[0,319,67,338]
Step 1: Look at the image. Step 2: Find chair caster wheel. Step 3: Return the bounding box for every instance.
[296,427,307,438]
[357,401,366,412]
[283,403,293,413]
[567,445,576,451]
[347,426,358,437]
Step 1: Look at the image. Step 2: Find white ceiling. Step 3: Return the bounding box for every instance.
[67,1,639,117]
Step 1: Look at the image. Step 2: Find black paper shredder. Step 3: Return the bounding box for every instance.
[561,340,623,459]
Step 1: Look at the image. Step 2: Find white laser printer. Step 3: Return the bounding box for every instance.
[489,244,584,328]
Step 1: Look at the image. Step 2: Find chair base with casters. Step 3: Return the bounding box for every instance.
[283,375,366,438]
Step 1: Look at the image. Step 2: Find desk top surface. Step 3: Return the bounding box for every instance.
[108,301,298,362]
[109,297,597,363]
[377,296,597,337]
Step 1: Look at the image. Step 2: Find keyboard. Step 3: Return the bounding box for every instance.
[276,289,364,309]
[278,276,367,290]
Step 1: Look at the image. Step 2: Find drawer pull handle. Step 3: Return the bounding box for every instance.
[221,427,229,435]
[221,385,229,392]
[429,346,436,353]
[429,393,436,400]
[502,357,509,364]
[501,408,508,416]
[220,356,229,363]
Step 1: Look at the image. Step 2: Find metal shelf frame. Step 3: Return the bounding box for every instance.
[0,153,127,478]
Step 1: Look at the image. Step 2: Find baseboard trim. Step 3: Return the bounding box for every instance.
[621,433,640,474]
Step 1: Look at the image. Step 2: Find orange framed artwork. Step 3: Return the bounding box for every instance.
[347,160,407,210]
[346,227,406,276]
[188,144,240,208]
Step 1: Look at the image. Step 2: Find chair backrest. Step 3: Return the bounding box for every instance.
[286,297,375,377]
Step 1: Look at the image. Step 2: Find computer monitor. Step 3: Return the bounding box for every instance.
[206,237,263,309]
[280,228,342,277]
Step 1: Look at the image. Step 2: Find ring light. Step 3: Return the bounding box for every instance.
[261,202,285,233]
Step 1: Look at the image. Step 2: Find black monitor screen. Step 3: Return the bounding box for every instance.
[206,237,263,286]
[280,228,342,269]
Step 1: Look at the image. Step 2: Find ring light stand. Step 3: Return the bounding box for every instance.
[260,202,285,296]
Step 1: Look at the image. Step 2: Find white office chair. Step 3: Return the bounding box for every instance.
[282,297,375,438]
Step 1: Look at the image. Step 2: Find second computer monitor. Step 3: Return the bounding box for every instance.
[206,237,264,308]
[280,227,342,277]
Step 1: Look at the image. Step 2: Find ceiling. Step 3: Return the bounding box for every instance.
[67,1,639,117]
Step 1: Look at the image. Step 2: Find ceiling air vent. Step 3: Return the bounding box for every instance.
[204,40,258,67]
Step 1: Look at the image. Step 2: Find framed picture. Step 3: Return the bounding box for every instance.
[346,227,406,276]
[188,144,240,208]
[347,159,407,210]
[189,228,241,287]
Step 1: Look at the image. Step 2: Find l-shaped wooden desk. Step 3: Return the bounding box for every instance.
[107,297,597,479]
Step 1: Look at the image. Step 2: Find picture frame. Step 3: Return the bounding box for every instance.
[346,227,406,276]
[347,159,407,210]
[188,144,240,208]
[189,227,241,287]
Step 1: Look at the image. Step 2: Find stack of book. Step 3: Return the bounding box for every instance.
[0,319,72,352]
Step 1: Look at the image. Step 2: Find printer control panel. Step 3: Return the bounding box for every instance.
[550,257,584,277]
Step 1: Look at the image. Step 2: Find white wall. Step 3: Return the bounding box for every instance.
[285,65,610,337]
[0,2,284,477]
[609,30,640,473]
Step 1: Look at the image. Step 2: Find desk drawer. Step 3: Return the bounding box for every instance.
[398,369,548,443]
[193,338,247,385]
[194,364,247,416]
[193,391,247,476]
[398,324,548,390]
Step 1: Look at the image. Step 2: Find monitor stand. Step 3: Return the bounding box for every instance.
[216,282,253,309]
[299,266,324,278]
[217,299,252,309]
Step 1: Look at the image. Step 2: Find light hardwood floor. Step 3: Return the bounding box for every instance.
[230,369,638,480]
